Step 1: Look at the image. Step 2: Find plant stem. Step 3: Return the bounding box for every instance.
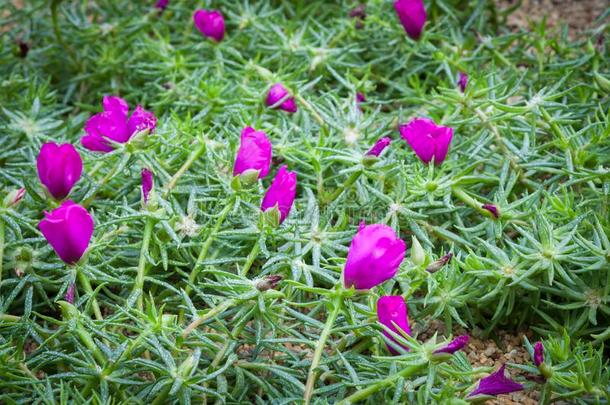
[182,298,237,338]
[133,218,154,312]
[185,199,235,295]
[83,154,129,207]
[327,170,363,203]
[295,94,326,127]
[303,294,343,405]
[77,268,103,321]
[451,187,495,218]
[240,239,260,277]
[336,363,426,404]
[163,142,206,197]
[82,329,151,395]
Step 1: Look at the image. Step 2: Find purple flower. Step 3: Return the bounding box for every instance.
[482,204,500,218]
[261,165,297,223]
[39,200,94,265]
[233,127,272,179]
[366,137,392,157]
[65,283,75,304]
[154,0,169,11]
[434,335,469,354]
[141,168,153,204]
[266,83,297,113]
[82,96,157,153]
[37,143,83,200]
[533,341,544,367]
[193,9,225,42]
[343,224,406,290]
[394,0,426,40]
[468,365,524,398]
[458,72,468,92]
[377,295,410,354]
[399,118,453,165]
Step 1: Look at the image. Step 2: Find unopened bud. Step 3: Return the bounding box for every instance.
[253,275,283,292]
[410,236,425,265]
[3,188,25,208]
[426,253,452,273]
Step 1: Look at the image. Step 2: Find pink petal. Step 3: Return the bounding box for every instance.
[233,127,273,178]
[126,105,157,137]
[39,200,94,264]
[377,295,410,354]
[343,224,406,290]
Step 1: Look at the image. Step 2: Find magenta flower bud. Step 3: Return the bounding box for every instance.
[377,295,410,354]
[434,335,469,354]
[261,165,297,223]
[533,341,544,366]
[155,0,169,11]
[193,9,225,42]
[266,83,297,113]
[394,0,426,40]
[468,365,524,398]
[65,283,75,304]
[141,168,153,204]
[458,72,468,92]
[343,224,406,290]
[399,118,453,165]
[82,96,156,153]
[233,127,272,179]
[39,200,94,265]
[482,204,500,218]
[37,143,83,200]
[366,137,392,157]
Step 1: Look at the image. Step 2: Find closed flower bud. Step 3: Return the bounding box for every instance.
[82,96,157,153]
[377,295,410,354]
[155,0,169,11]
[365,137,392,157]
[394,0,426,40]
[141,168,153,205]
[343,224,406,290]
[37,143,83,200]
[39,200,94,265]
[468,365,523,398]
[266,83,297,113]
[4,188,26,208]
[482,204,500,219]
[253,275,283,292]
[425,253,452,273]
[233,127,272,180]
[410,235,425,265]
[356,92,366,110]
[400,118,453,165]
[65,283,75,304]
[193,9,225,42]
[458,72,468,92]
[261,165,297,224]
[434,335,469,354]
[533,341,544,367]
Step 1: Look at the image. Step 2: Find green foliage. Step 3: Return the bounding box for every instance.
[1,0,609,403]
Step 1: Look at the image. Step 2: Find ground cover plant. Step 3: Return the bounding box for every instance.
[1,0,609,403]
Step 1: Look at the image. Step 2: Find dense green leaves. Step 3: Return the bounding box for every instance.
[1,0,609,403]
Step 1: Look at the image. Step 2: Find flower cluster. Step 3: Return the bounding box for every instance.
[27,1,535,401]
